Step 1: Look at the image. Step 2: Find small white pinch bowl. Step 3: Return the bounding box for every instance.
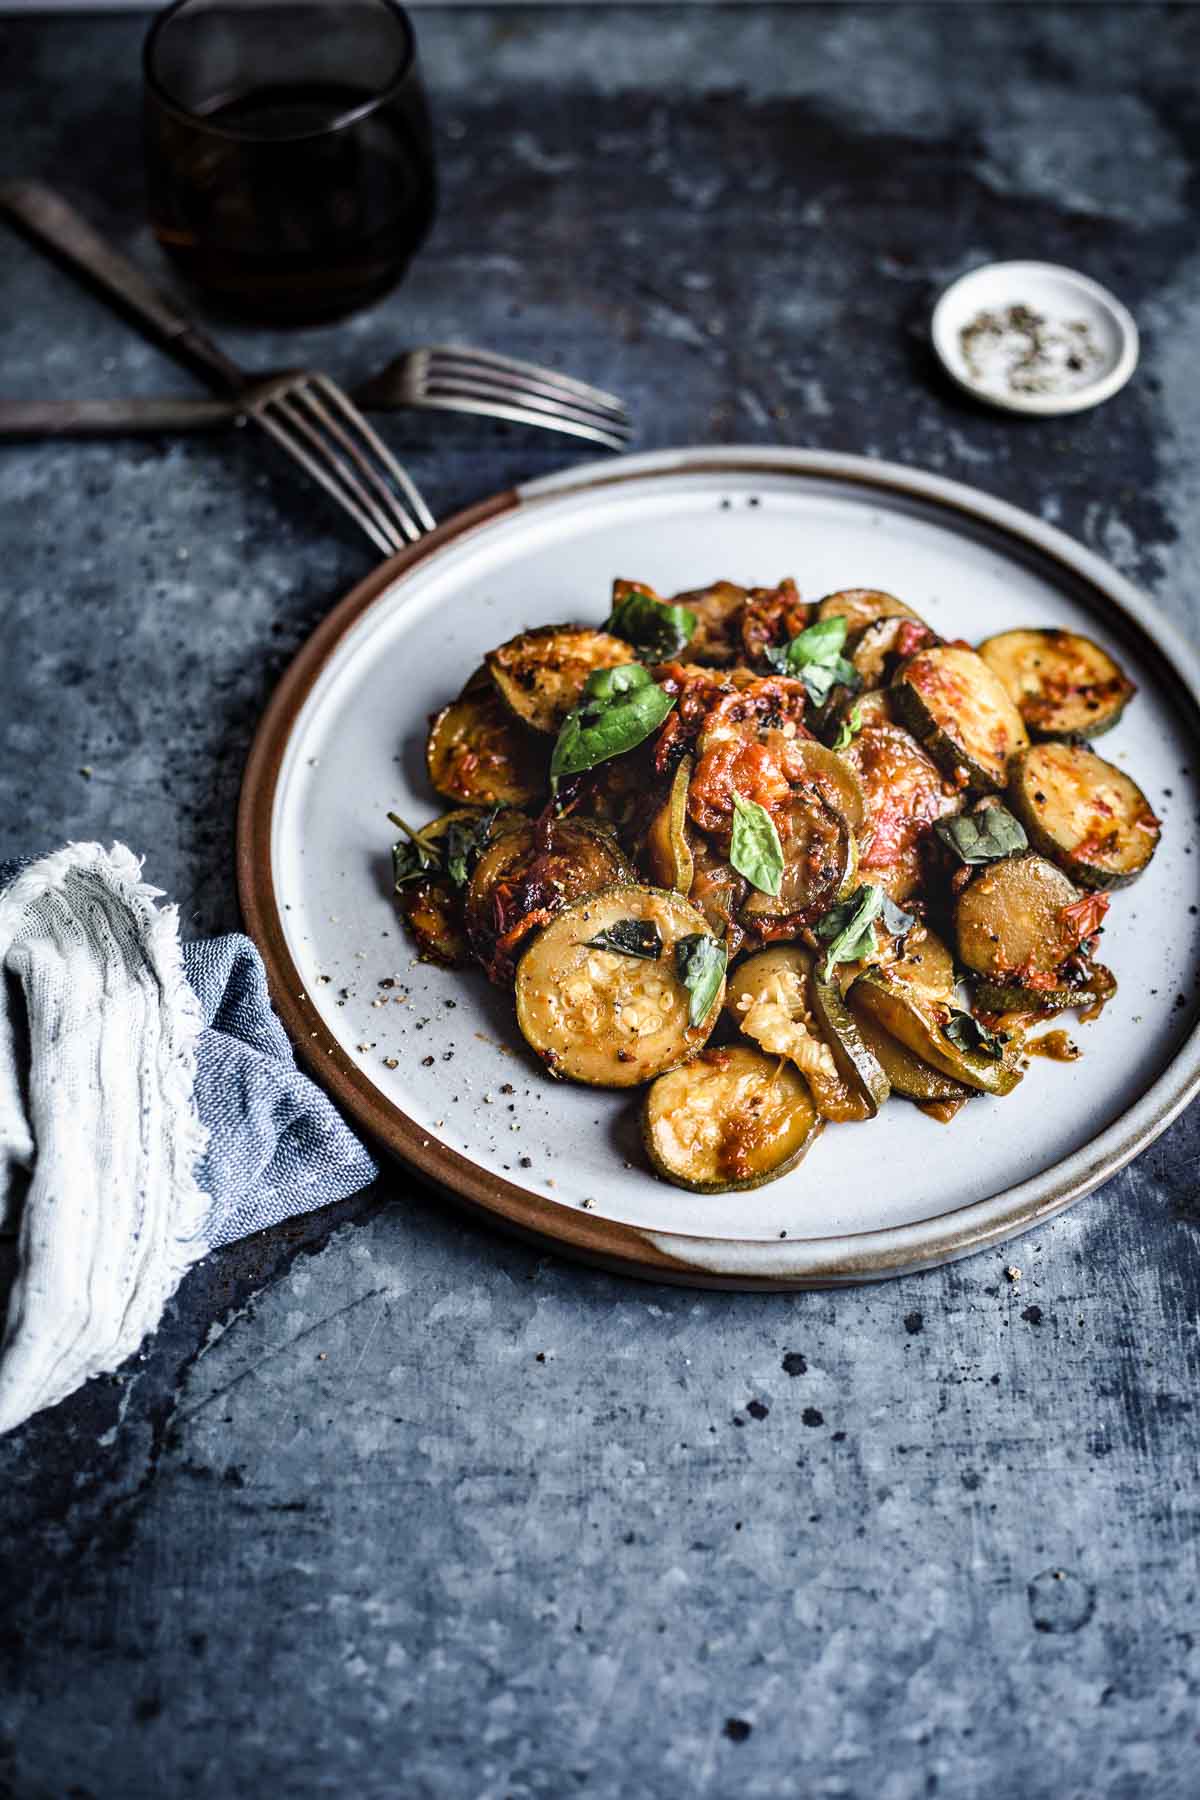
[931,260,1139,417]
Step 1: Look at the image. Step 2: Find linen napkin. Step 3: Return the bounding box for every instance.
[0,842,377,1434]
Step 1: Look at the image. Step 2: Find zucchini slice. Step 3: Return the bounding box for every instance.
[892,644,1029,791]
[973,963,1117,1016]
[466,818,635,984]
[816,589,922,636]
[726,944,889,1120]
[643,756,694,894]
[845,989,973,1104]
[666,579,749,665]
[1008,741,1160,890]
[395,806,525,967]
[884,925,956,1000]
[426,679,544,808]
[643,1045,822,1192]
[486,625,637,735]
[843,722,962,901]
[978,628,1135,740]
[849,971,1022,1096]
[768,736,869,834]
[954,852,1086,981]
[515,885,723,1087]
[850,615,935,690]
[740,789,854,931]
[686,839,748,951]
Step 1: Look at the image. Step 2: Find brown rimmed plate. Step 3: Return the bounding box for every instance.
[238,448,1200,1287]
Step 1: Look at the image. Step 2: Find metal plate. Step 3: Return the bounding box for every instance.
[238,448,1200,1286]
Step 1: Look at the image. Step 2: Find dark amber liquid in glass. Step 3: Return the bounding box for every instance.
[146,79,436,322]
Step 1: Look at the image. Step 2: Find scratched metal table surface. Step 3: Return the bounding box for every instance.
[2,7,1199,1798]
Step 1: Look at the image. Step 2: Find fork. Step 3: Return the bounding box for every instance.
[354,344,630,450]
[0,181,435,555]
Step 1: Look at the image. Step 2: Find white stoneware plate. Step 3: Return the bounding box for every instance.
[238,448,1200,1287]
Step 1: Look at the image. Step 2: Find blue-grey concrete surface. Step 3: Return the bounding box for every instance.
[2,8,1200,1797]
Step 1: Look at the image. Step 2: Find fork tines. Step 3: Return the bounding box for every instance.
[410,344,631,450]
[250,372,436,557]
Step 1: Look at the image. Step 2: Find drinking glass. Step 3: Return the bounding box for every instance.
[143,0,437,323]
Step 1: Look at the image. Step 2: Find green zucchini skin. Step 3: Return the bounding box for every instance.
[892,644,1029,792]
[973,973,1114,1015]
[810,976,891,1117]
[1007,742,1161,891]
[642,1046,822,1192]
[977,628,1134,741]
[953,852,1083,982]
[846,988,973,1103]
[849,971,1022,1096]
[486,624,637,735]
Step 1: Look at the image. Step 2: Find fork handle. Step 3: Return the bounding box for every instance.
[0,181,248,397]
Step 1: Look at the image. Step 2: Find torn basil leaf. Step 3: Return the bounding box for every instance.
[880,894,917,938]
[443,806,502,889]
[934,805,1028,866]
[942,1007,1005,1062]
[550,665,676,788]
[815,884,884,980]
[675,933,727,1027]
[764,614,861,706]
[606,589,697,661]
[833,701,865,751]
[389,812,442,888]
[730,793,784,897]
[586,918,663,960]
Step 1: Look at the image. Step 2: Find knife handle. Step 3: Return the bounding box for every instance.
[0,398,240,439]
[0,181,248,397]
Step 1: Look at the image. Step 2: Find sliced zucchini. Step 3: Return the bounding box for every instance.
[954,852,1086,981]
[843,722,962,901]
[466,818,635,983]
[486,625,636,735]
[1008,741,1160,890]
[726,944,889,1121]
[643,756,694,894]
[515,885,723,1087]
[686,839,747,951]
[849,971,1022,1097]
[893,644,1029,790]
[846,988,973,1104]
[973,964,1116,1016]
[666,579,749,665]
[395,806,525,967]
[766,735,868,834]
[884,925,956,1000]
[426,680,544,808]
[850,614,934,689]
[740,789,854,930]
[816,589,922,636]
[978,628,1135,740]
[643,1045,822,1192]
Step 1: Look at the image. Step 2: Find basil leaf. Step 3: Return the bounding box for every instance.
[675,933,727,1027]
[814,884,884,980]
[765,616,861,706]
[389,812,442,887]
[942,1007,1005,1062]
[778,616,849,667]
[443,805,502,889]
[391,836,440,888]
[550,673,676,787]
[586,918,663,960]
[730,793,784,897]
[880,894,917,937]
[934,805,1028,866]
[585,662,653,702]
[606,589,697,661]
[833,702,865,751]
